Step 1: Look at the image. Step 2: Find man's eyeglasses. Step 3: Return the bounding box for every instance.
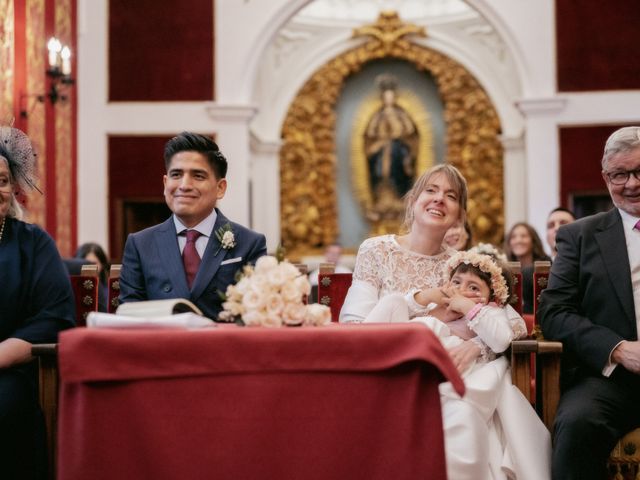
[605,169,640,185]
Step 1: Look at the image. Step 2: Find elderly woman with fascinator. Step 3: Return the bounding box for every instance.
[340,164,550,479]
[0,125,75,478]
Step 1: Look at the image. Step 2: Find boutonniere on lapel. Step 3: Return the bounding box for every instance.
[214,223,236,255]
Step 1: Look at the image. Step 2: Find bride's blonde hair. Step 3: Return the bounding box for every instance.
[402,164,468,232]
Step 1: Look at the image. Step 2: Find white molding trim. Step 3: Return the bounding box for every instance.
[206,104,258,122]
[515,97,568,115]
[250,131,282,155]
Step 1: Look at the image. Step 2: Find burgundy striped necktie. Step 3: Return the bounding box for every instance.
[182,230,202,289]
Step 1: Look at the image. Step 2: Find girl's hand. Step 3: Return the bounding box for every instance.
[441,282,486,315]
[448,340,482,374]
[447,293,477,315]
[414,287,449,307]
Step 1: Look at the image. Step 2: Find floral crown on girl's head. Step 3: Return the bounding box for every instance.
[446,251,510,306]
[469,242,508,263]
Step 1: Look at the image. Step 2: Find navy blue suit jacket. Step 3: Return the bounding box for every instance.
[539,208,636,381]
[119,209,267,319]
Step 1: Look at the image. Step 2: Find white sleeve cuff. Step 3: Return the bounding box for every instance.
[405,289,437,317]
[602,340,625,377]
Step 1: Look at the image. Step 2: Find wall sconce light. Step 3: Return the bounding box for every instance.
[20,36,75,117]
[44,36,75,104]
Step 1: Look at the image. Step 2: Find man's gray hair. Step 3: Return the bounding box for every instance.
[602,126,640,169]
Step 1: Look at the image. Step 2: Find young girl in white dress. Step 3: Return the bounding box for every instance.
[364,251,516,377]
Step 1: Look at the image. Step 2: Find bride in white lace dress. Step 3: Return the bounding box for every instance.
[340,164,550,480]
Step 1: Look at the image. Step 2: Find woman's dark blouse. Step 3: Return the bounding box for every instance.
[0,218,75,342]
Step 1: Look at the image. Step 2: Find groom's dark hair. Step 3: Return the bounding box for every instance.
[164,131,228,179]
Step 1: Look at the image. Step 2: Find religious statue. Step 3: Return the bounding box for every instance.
[363,74,418,231]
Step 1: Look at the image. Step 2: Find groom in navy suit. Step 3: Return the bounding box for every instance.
[119,132,267,319]
[539,126,640,479]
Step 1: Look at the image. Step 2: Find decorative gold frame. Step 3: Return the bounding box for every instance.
[280,11,504,255]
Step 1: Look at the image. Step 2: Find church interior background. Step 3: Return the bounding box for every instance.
[1,0,639,262]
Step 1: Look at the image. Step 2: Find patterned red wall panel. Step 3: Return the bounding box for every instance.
[109,0,214,101]
[557,0,640,91]
[559,125,632,207]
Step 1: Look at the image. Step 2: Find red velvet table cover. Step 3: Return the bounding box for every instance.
[57,323,464,480]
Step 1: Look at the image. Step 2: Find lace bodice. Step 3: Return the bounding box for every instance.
[352,235,454,297]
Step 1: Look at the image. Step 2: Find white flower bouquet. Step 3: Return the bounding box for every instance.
[218,256,331,327]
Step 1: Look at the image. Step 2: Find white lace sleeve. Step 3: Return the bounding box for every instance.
[351,238,384,289]
[505,304,528,339]
[467,304,528,355]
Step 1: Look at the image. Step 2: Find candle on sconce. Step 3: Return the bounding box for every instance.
[47,37,62,69]
[61,46,71,75]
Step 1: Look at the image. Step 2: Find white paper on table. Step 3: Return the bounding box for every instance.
[86,312,217,330]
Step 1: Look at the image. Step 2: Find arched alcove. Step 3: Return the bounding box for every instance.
[278,12,504,255]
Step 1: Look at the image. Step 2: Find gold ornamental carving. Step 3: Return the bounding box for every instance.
[280,11,504,254]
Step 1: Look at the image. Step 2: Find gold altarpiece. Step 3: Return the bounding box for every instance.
[280,11,504,255]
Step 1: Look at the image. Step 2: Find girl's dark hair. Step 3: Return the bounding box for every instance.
[504,222,550,263]
[163,131,228,179]
[450,259,514,304]
[75,242,110,281]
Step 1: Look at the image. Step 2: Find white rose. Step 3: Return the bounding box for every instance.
[261,315,283,328]
[242,310,267,327]
[235,276,251,295]
[266,268,286,288]
[222,300,244,317]
[293,275,311,297]
[242,290,264,311]
[282,302,307,326]
[280,280,302,303]
[304,304,331,326]
[255,256,278,274]
[279,262,301,281]
[249,273,272,295]
[265,292,284,317]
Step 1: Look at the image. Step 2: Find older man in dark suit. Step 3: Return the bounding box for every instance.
[119,132,267,319]
[539,126,640,479]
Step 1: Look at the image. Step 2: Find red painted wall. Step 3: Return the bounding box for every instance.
[108,135,173,260]
[557,0,640,91]
[108,0,214,101]
[559,125,634,211]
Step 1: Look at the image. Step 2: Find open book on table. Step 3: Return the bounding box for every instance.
[86,299,215,329]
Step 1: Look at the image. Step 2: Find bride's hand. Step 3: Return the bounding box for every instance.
[448,340,481,374]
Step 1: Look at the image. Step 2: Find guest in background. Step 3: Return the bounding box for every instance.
[0,125,75,478]
[119,132,267,319]
[75,242,110,312]
[504,222,550,313]
[545,207,575,259]
[308,243,352,286]
[443,219,473,250]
